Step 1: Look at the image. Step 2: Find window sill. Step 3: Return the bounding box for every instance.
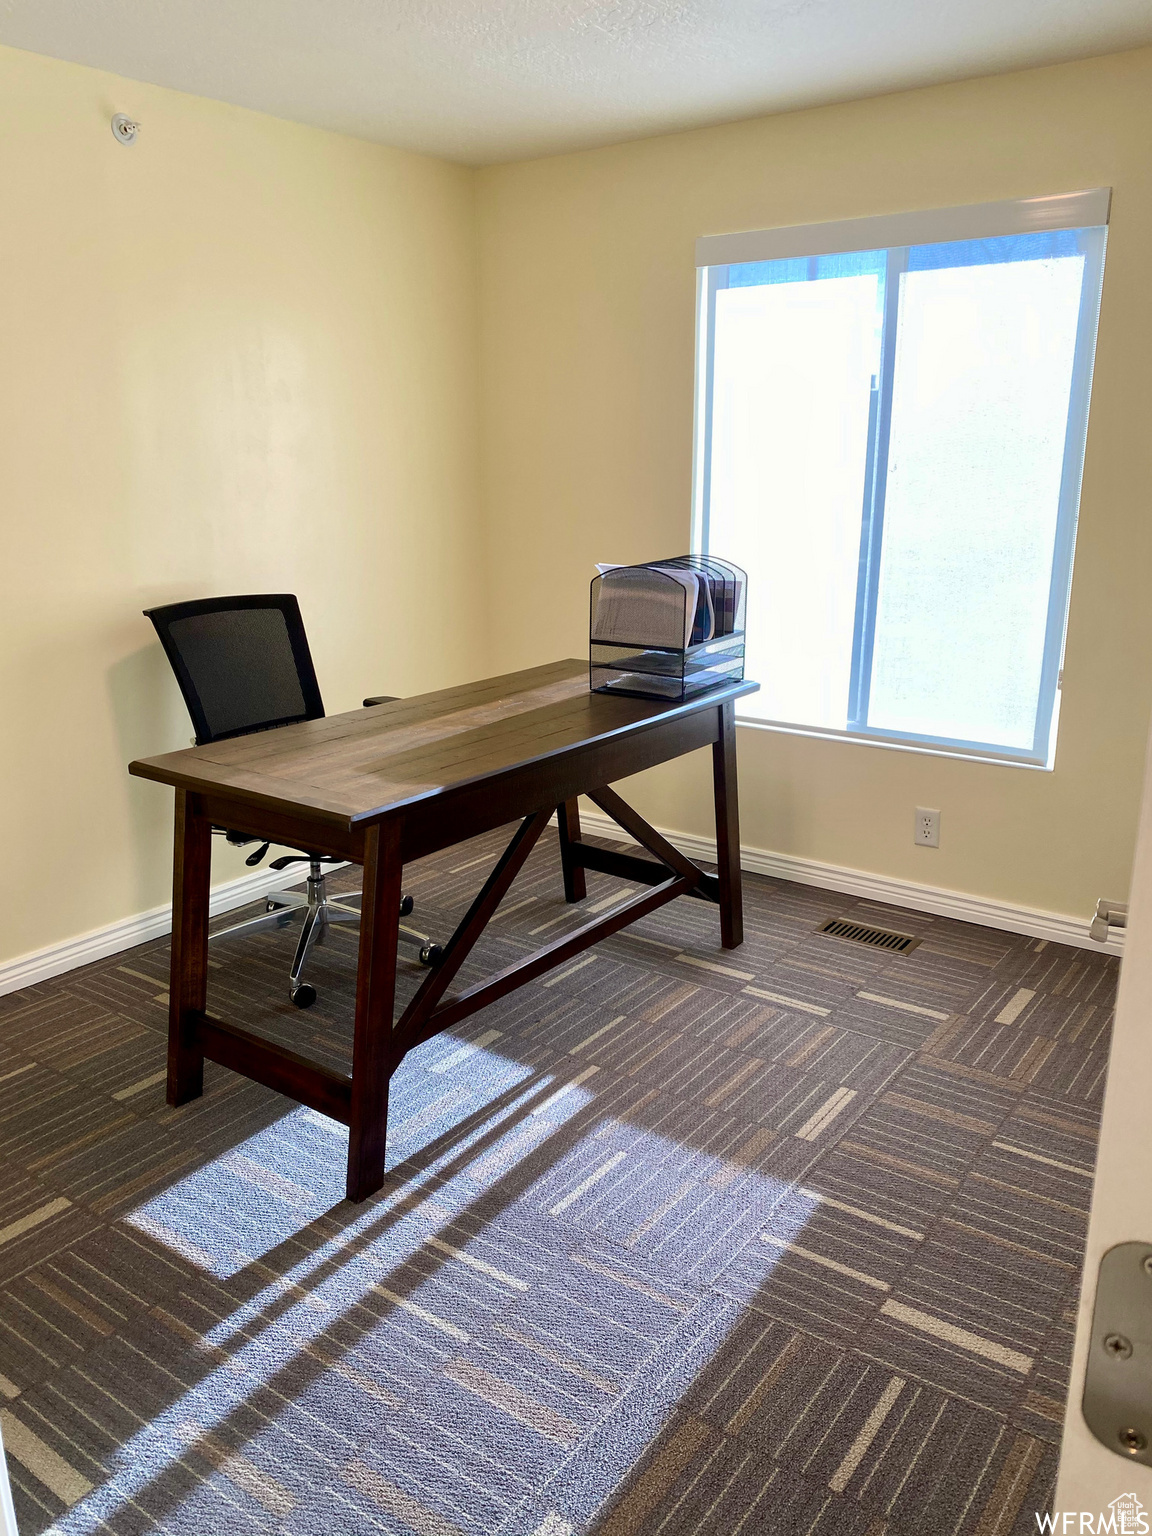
[733,713,1053,771]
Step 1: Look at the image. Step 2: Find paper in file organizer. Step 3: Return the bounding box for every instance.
[591,559,743,650]
[591,564,699,649]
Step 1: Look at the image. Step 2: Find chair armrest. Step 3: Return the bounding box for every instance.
[363,695,399,706]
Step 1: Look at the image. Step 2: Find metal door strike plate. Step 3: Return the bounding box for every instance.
[1083,1242,1152,1466]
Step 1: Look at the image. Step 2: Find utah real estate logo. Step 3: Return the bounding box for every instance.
[1038,1494,1149,1533]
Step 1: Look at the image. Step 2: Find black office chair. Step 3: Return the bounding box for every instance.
[145,594,439,1008]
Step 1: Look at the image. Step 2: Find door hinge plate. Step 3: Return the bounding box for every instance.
[1083,1241,1152,1465]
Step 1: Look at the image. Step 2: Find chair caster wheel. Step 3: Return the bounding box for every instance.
[419,944,442,967]
[291,983,317,1009]
[400,895,414,917]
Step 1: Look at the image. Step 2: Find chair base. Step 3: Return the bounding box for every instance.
[209,860,439,1005]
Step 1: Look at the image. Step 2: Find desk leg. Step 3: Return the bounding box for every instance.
[712,700,744,949]
[168,789,210,1105]
[556,799,587,903]
[347,821,403,1202]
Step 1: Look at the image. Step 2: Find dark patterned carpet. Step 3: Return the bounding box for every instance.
[0,822,1117,1536]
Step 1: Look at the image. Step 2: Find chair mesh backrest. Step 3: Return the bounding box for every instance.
[145,595,325,744]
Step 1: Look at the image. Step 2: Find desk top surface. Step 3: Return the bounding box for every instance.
[129,659,758,830]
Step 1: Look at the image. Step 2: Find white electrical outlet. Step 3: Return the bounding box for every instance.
[915,807,940,848]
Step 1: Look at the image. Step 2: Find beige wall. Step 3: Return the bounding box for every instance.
[475,47,1152,922]
[0,45,486,964]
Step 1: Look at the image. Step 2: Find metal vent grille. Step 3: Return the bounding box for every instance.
[817,917,921,954]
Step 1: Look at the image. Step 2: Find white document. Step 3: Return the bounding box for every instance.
[591,565,699,649]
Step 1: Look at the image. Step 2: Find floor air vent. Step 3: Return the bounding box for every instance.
[816,917,921,954]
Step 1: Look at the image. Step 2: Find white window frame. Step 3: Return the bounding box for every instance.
[692,190,1110,768]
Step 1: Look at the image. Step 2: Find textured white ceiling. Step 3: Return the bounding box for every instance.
[2,0,1150,164]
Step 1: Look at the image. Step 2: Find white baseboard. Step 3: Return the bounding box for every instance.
[0,864,331,999]
[578,810,1125,957]
[0,817,1122,1001]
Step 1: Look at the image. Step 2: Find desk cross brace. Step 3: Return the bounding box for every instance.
[388,789,707,1065]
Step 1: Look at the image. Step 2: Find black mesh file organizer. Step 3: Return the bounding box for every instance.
[144,594,326,745]
[589,556,746,702]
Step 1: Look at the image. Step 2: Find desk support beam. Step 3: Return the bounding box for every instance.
[195,1014,351,1123]
[713,700,743,949]
[405,873,691,1050]
[568,842,719,903]
[392,811,552,1057]
[556,799,587,903]
[347,820,404,1202]
[167,789,210,1106]
[586,785,708,889]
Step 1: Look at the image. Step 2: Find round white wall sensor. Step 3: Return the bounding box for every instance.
[111,114,139,145]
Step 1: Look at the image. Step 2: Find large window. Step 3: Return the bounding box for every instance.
[693,191,1109,766]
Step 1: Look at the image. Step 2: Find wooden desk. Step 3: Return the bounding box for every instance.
[130,659,758,1201]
